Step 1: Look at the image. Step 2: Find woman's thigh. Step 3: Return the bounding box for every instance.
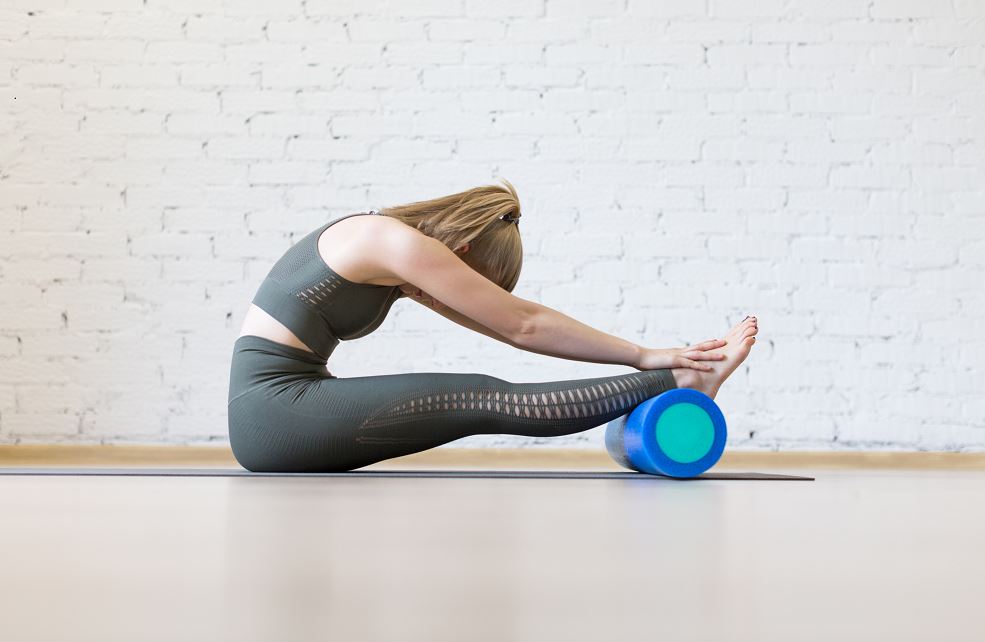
[228,371,500,472]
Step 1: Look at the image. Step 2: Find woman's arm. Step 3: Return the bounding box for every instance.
[408,291,723,373]
[404,291,643,367]
[404,292,517,346]
[379,226,646,368]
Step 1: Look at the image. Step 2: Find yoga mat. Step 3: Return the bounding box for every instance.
[0,467,813,480]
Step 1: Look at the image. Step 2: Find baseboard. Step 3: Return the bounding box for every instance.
[0,444,982,470]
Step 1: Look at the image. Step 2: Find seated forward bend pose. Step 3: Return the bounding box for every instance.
[227,179,759,472]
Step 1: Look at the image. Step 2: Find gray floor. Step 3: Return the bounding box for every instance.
[0,469,982,642]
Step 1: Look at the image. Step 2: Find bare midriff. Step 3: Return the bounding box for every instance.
[237,304,320,355]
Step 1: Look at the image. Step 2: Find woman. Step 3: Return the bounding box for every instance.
[228,179,759,472]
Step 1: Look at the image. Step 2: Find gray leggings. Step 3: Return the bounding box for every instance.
[227,335,677,472]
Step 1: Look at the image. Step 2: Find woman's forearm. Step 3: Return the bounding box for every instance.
[514,302,643,368]
[414,291,644,368]
[431,302,594,363]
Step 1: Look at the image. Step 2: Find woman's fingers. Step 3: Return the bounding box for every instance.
[688,338,726,351]
[677,355,711,372]
[682,349,726,360]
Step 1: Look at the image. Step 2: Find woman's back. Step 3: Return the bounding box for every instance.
[237,211,403,362]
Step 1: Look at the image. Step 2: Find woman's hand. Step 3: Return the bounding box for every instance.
[634,339,727,372]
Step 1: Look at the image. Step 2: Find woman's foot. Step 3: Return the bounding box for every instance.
[672,316,758,400]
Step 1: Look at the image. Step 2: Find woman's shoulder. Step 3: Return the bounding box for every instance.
[318,212,418,286]
[331,210,408,234]
[347,212,428,248]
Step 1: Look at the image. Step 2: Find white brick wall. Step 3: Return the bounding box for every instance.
[1,0,983,452]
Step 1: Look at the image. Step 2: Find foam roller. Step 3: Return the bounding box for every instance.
[604,388,727,478]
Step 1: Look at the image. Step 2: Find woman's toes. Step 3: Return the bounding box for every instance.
[726,316,759,343]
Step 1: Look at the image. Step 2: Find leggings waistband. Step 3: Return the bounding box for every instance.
[233,335,329,366]
[229,335,336,405]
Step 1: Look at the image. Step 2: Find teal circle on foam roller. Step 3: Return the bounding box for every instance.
[654,402,715,464]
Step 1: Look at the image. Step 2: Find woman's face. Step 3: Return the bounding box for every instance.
[398,284,445,311]
[396,242,475,311]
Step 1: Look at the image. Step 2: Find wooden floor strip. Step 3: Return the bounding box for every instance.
[0,444,982,470]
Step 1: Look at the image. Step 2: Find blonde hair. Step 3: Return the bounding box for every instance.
[379,178,523,292]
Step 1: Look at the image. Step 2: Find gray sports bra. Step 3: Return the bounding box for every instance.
[251,211,401,362]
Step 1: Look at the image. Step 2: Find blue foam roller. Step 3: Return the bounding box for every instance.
[604,388,727,478]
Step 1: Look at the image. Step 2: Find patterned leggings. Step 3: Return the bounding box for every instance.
[227,335,677,472]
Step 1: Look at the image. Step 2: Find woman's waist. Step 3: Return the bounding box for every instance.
[229,335,336,404]
[240,303,337,359]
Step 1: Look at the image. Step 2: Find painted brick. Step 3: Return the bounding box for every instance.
[0,4,981,452]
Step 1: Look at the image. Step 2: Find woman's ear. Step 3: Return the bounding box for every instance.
[453,242,471,255]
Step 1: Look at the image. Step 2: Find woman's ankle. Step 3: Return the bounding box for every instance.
[671,368,696,389]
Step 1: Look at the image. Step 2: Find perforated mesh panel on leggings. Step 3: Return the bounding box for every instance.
[359,371,669,434]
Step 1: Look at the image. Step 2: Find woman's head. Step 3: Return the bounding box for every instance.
[379,178,523,292]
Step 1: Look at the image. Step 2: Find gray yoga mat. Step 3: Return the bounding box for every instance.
[0,467,813,480]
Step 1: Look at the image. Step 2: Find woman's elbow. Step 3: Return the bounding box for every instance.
[510,303,542,346]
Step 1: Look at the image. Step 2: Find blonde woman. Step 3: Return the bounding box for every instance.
[228,179,759,472]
